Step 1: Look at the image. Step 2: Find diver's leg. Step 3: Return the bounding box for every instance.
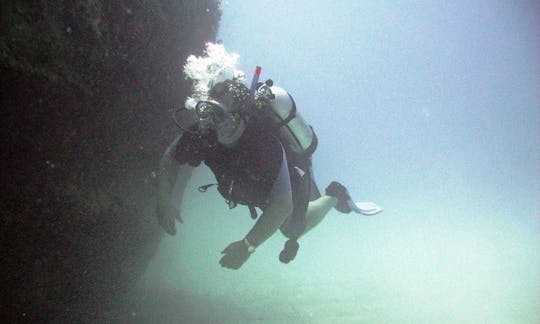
[277,194,336,263]
[301,195,338,236]
[301,181,352,236]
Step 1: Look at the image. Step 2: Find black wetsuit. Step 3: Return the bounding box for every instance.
[173,116,283,209]
[173,110,320,239]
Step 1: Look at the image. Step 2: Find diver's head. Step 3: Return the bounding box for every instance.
[195,80,250,146]
[208,79,251,113]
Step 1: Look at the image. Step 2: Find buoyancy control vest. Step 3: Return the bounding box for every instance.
[178,81,319,220]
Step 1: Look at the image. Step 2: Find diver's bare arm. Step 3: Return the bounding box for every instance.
[245,190,292,247]
[157,138,194,235]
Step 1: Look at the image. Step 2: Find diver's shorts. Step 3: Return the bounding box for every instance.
[279,165,320,239]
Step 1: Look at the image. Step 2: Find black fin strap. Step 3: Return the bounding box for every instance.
[248,205,258,219]
[198,183,217,192]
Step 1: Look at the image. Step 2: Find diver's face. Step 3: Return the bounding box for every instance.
[216,114,245,147]
[210,92,246,146]
[205,81,250,146]
[195,97,245,147]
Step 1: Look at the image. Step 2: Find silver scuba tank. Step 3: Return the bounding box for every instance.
[267,86,316,154]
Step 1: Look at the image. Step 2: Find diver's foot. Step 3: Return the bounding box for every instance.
[325,181,352,214]
[279,239,299,264]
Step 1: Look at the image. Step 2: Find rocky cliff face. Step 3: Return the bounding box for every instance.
[1,1,220,321]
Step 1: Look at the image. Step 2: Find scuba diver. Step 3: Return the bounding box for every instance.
[156,44,382,270]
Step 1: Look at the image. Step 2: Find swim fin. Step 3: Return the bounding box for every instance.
[347,200,383,216]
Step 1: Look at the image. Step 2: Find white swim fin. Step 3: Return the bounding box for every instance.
[347,200,383,216]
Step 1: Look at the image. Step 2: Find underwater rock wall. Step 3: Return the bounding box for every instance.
[1,0,220,321]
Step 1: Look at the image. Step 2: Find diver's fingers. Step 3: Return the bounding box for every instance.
[158,216,176,235]
[157,206,177,235]
[174,211,184,224]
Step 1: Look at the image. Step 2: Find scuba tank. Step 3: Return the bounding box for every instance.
[256,82,317,155]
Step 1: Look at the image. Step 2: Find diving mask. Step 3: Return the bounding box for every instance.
[195,100,229,131]
[195,100,245,146]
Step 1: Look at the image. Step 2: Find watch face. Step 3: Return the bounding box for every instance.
[244,238,255,253]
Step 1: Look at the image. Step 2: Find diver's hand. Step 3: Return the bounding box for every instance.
[156,201,182,236]
[219,239,252,269]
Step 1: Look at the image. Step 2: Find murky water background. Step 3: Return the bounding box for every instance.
[134,1,538,323]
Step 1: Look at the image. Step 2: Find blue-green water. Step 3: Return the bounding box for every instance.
[138,1,539,323]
